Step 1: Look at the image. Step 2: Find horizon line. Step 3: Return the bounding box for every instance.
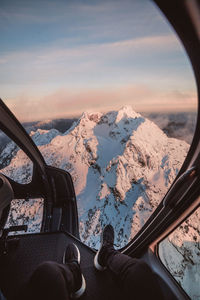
[20,108,197,123]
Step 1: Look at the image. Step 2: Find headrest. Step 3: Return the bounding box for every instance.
[0,174,14,218]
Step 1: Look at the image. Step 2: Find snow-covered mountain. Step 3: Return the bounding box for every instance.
[1,106,189,246]
[2,106,199,298]
[144,112,197,144]
[159,207,200,299]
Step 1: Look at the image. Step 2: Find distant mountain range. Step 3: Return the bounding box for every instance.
[144,112,196,144]
[0,111,196,154]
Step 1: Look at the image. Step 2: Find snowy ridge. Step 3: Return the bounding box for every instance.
[2,106,189,246]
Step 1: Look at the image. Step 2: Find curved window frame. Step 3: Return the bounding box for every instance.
[122,0,200,255]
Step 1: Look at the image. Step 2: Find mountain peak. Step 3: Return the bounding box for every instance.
[80,111,103,123]
[118,105,140,115]
[115,105,141,123]
[2,107,189,249]
[76,106,141,129]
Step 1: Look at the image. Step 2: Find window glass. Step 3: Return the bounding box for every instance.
[5,198,44,235]
[159,207,200,300]
[0,130,33,184]
[0,131,41,234]
[0,0,197,248]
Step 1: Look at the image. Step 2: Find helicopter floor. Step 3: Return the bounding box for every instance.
[0,232,122,300]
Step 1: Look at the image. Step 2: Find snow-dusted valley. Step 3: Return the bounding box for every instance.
[0,106,199,299]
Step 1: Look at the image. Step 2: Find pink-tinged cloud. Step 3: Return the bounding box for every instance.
[5,84,197,122]
[32,34,180,65]
[0,34,179,67]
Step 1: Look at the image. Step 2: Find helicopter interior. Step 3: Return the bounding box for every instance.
[0,0,200,299]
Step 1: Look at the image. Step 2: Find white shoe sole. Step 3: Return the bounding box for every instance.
[71,274,86,299]
[63,243,81,264]
[63,243,86,298]
[94,249,107,271]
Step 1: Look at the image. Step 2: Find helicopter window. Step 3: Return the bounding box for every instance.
[5,198,44,235]
[0,130,44,234]
[158,207,200,300]
[0,130,33,184]
[0,0,197,249]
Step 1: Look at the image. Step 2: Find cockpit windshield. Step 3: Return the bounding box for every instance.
[0,0,197,248]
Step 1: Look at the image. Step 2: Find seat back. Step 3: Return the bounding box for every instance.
[0,174,13,230]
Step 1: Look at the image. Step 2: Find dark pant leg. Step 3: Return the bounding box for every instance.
[107,250,163,300]
[26,261,76,300]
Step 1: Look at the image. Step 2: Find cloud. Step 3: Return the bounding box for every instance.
[0,34,178,62]
[0,58,7,64]
[4,84,197,122]
[0,1,70,24]
[1,0,196,120]
[0,33,182,89]
[30,34,180,64]
[0,0,155,26]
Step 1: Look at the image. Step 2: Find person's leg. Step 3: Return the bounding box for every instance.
[21,243,86,300]
[106,250,163,300]
[94,225,163,300]
[28,261,71,300]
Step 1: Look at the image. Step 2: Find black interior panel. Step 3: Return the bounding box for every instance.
[0,232,122,300]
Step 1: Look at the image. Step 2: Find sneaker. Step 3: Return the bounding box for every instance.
[63,243,86,299]
[94,224,114,271]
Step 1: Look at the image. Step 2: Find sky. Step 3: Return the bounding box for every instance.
[0,0,197,121]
